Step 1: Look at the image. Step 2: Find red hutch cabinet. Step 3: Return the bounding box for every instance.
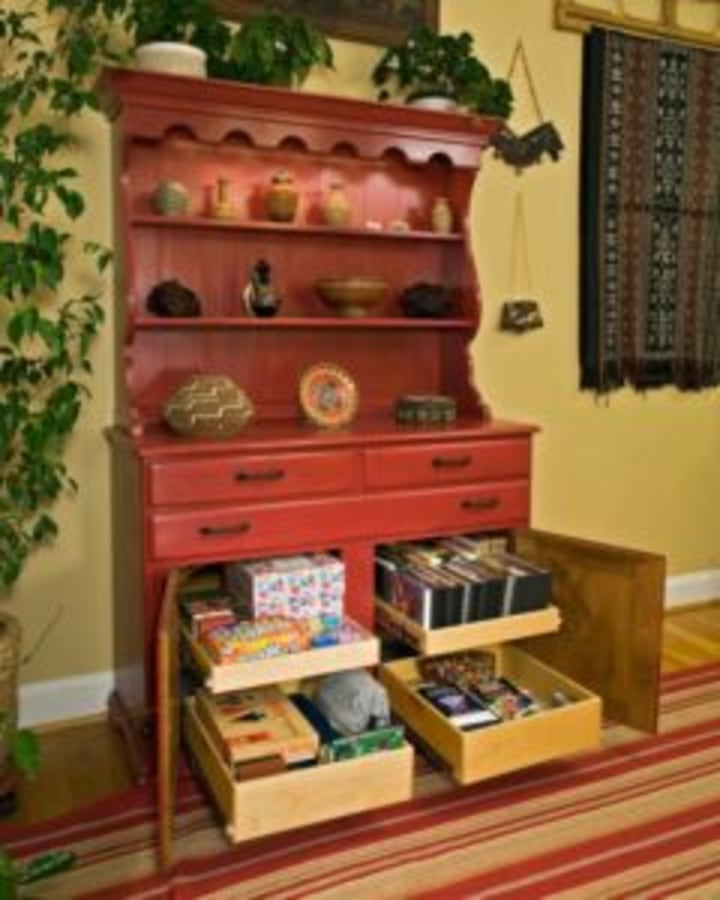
[103,71,664,860]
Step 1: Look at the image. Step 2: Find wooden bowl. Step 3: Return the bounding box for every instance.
[316,277,388,318]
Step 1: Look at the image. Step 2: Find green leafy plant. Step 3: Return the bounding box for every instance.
[129,0,231,65]
[220,12,334,87]
[0,3,125,589]
[372,26,513,118]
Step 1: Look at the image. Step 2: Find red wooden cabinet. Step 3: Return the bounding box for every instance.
[103,69,535,713]
[103,73,665,864]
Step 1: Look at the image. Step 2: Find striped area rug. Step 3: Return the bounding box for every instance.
[3,663,719,899]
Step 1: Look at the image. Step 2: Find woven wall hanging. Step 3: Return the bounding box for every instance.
[491,39,564,173]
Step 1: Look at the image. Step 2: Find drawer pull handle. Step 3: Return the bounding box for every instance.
[432,455,472,469]
[461,497,500,511]
[235,469,285,483]
[198,522,251,537]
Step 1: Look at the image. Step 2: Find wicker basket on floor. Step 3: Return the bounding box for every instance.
[0,612,21,771]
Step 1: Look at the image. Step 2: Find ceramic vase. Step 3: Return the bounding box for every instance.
[210,178,234,219]
[266,170,299,222]
[154,179,190,216]
[431,197,453,234]
[322,180,351,227]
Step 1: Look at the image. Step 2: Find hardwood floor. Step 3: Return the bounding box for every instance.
[5,601,720,829]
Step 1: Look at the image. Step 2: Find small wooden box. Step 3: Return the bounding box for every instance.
[184,698,414,843]
[380,645,601,785]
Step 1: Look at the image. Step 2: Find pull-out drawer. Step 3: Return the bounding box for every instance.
[380,645,601,785]
[148,450,361,506]
[184,698,414,843]
[184,617,379,693]
[365,438,531,491]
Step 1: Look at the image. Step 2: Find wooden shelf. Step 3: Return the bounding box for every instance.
[131,214,465,243]
[183,618,380,693]
[375,598,561,656]
[132,315,475,331]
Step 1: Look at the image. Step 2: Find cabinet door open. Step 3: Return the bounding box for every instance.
[513,529,665,733]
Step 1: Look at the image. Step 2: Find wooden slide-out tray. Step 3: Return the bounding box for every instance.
[380,644,601,785]
[183,618,379,693]
[184,698,414,843]
[375,598,561,656]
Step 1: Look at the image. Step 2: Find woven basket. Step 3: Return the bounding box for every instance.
[0,612,21,768]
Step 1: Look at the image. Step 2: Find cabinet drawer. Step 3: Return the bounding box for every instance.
[184,699,414,843]
[377,481,531,537]
[365,439,531,491]
[380,646,601,785]
[148,450,360,507]
[149,496,364,562]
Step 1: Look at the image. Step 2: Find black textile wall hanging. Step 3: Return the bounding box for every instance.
[580,28,720,391]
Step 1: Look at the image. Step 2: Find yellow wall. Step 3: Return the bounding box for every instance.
[7,0,720,686]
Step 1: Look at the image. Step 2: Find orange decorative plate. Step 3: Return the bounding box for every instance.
[298,363,359,428]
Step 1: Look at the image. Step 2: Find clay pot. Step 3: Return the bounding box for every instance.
[266,170,299,223]
[322,180,351,227]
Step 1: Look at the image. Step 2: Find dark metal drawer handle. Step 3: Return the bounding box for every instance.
[432,455,472,468]
[198,522,251,537]
[235,469,285,483]
[461,497,500,511]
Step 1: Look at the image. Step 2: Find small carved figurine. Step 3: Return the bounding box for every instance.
[243,258,281,318]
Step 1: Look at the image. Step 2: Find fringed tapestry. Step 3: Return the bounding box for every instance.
[580,28,720,391]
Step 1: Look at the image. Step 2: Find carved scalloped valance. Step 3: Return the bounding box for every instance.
[101,69,498,168]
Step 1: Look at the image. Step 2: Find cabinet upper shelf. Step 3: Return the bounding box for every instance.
[132,316,476,331]
[131,215,466,242]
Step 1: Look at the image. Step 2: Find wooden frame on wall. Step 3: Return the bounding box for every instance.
[555,0,720,50]
[213,1,438,46]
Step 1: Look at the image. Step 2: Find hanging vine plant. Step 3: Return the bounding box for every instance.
[0,2,131,590]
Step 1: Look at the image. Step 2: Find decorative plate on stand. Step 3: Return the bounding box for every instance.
[298,363,359,428]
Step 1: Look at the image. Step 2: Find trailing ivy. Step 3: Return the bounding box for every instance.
[0,2,126,589]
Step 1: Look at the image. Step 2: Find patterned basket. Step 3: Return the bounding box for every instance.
[0,612,21,770]
[164,375,254,438]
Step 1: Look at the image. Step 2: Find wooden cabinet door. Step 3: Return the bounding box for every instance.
[513,529,665,733]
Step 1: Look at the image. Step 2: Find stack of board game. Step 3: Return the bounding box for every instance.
[194,686,320,778]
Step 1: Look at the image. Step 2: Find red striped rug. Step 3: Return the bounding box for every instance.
[3,663,719,899]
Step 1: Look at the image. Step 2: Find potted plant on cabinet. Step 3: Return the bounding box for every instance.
[130,0,232,78]
[372,26,513,118]
[217,12,334,87]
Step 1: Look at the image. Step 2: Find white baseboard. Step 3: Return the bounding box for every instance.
[14,570,720,727]
[665,569,720,609]
[19,671,114,728]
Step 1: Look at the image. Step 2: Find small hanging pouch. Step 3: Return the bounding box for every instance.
[491,39,564,173]
[500,192,543,333]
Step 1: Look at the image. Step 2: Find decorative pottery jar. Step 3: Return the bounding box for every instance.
[153,179,190,216]
[146,279,202,317]
[164,375,254,438]
[266,170,299,222]
[431,196,453,234]
[322,180,351,227]
[210,178,234,219]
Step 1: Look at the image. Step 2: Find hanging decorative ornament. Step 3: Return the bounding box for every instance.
[490,39,564,173]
